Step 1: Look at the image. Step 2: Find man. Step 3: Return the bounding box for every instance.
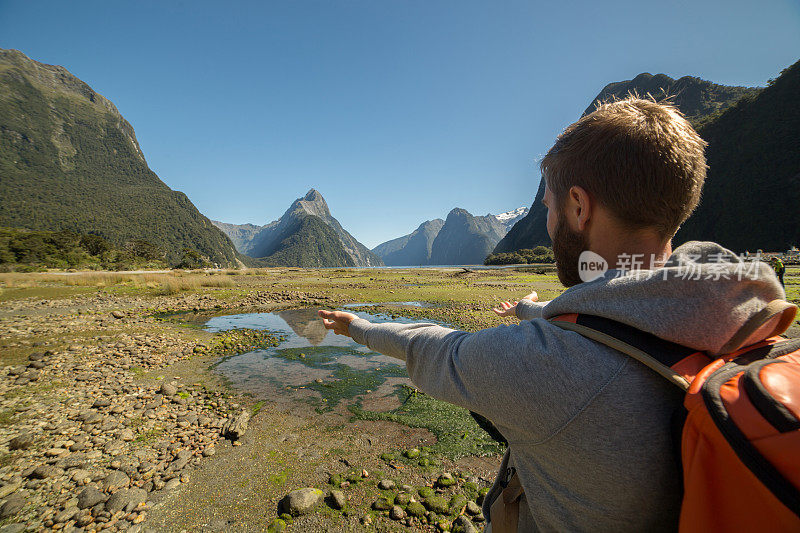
[319,98,785,531]
[772,256,786,286]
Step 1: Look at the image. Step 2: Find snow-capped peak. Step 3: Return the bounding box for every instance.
[494,206,529,224]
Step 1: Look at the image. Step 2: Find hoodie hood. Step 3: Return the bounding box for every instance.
[541,241,793,355]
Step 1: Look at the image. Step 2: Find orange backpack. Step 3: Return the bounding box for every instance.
[550,299,800,532]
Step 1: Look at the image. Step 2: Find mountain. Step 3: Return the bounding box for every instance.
[0,49,240,267]
[494,70,765,254]
[372,205,525,266]
[492,180,549,254]
[257,214,355,267]
[372,219,445,266]
[429,208,507,265]
[674,60,800,252]
[210,221,272,254]
[216,189,383,267]
[584,72,758,124]
[495,207,529,231]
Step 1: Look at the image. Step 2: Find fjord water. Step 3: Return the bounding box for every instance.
[205,308,428,404]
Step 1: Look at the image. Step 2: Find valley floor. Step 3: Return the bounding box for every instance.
[0,267,797,532]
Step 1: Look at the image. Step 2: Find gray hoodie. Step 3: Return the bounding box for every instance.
[348,242,786,532]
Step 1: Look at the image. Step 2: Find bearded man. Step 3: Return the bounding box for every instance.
[319,98,785,532]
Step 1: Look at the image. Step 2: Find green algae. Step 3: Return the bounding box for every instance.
[351,385,506,459]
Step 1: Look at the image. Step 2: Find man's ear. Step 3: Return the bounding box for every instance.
[566,186,593,231]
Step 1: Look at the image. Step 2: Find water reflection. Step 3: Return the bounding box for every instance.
[205,308,433,406]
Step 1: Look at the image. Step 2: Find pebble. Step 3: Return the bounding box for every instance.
[390,505,406,520]
[0,292,293,530]
[53,507,78,523]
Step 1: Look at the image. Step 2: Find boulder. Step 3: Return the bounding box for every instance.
[453,515,478,533]
[390,505,406,520]
[326,489,346,510]
[466,500,482,515]
[378,479,396,490]
[278,488,323,516]
[406,501,426,517]
[77,487,106,509]
[29,465,59,479]
[102,470,130,491]
[159,382,178,396]
[105,488,147,512]
[423,495,450,514]
[0,494,25,519]
[221,410,250,440]
[436,472,456,487]
[8,433,34,451]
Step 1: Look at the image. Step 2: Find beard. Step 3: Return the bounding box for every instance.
[552,211,589,288]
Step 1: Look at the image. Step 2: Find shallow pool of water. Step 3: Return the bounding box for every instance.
[205,308,433,409]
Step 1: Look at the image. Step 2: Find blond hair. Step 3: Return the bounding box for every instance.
[541,97,707,238]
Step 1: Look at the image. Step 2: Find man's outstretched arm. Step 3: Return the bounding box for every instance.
[317,308,594,439]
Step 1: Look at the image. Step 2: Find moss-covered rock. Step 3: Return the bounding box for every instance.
[423,495,450,514]
[436,473,456,487]
[417,486,435,500]
[372,496,394,511]
[267,518,286,533]
[449,494,468,515]
[404,448,421,459]
[407,501,427,517]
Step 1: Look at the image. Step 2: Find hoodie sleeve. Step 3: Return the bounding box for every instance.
[348,316,625,442]
[515,299,549,321]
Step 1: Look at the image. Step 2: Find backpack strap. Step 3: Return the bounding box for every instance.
[549,314,701,390]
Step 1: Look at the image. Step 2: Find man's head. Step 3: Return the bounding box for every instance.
[541,97,708,286]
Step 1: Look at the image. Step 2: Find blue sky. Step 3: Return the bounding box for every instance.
[1,1,798,248]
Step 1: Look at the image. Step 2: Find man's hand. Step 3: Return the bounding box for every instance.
[318,309,358,338]
[492,291,538,317]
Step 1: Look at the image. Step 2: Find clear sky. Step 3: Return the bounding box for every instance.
[1,1,798,248]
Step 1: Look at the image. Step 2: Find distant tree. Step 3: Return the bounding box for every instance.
[80,233,110,256]
[125,240,163,261]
